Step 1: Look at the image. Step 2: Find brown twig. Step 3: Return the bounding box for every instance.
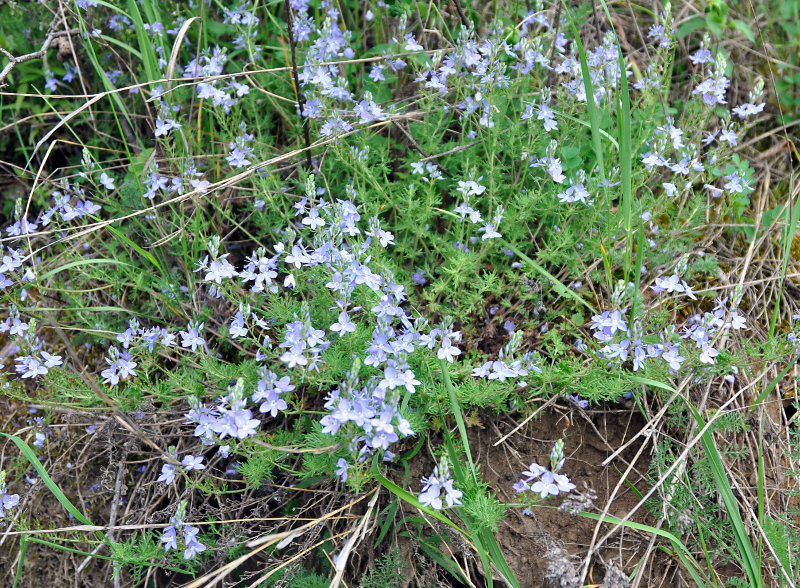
[450,0,470,28]
[283,0,313,170]
[0,25,80,89]
[546,1,563,88]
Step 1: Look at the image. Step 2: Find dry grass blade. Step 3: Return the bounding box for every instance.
[165,17,200,92]
[181,489,376,588]
[329,489,380,588]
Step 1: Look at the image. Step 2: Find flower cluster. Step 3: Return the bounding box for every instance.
[522,88,558,133]
[161,500,207,560]
[557,172,592,206]
[514,439,575,501]
[184,379,261,446]
[585,276,747,373]
[223,2,261,54]
[172,180,468,474]
[472,329,543,384]
[251,368,294,417]
[410,159,445,181]
[226,122,255,168]
[321,359,415,463]
[100,346,138,386]
[142,158,210,200]
[153,101,182,138]
[692,50,730,107]
[1,312,64,381]
[418,458,463,510]
[651,272,698,300]
[4,178,101,239]
[15,351,62,379]
[530,140,566,184]
[157,451,207,486]
[183,46,249,112]
[0,247,25,292]
[279,304,329,371]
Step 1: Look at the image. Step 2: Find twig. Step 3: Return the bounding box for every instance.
[392,119,429,158]
[106,444,130,588]
[283,0,313,170]
[545,2,563,88]
[0,26,80,89]
[450,0,470,28]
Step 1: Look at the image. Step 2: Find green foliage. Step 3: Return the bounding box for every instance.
[109,533,168,584]
[359,549,404,588]
[261,566,330,588]
[461,490,506,533]
[237,454,275,489]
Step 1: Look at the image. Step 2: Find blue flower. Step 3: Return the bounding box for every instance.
[0,471,20,518]
[160,525,178,551]
[437,337,461,363]
[182,526,206,559]
[180,321,206,352]
[181,455,205,471]
[335,458,348,482]
[330,311,356,335]
[157,464,176,485]
[99,172,115,190]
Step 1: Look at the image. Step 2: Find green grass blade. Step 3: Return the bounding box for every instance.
[97,34,143,60]
[73,4,136,134]
[468,522,494,588]
[375,497,399,546]
[617,42,633,283]
[13,536,28,588]
[437,361,519,588]
[437,203,594,313]
[417,537,471,585]
[127,0,161,86]
[769,188,800,337]
[439,359,477,485]
[1,433,97,529]
[504,242,596,313]
[37,258,133,282]
[106,224,165,274]
[566,12,605,184]
[480,526,520,588]
[748,362,793,414]
[628,218,646,331]
[684,410,762,586]
[27,538,116,560]
[626,374,678,394]
[552,109,620,150]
